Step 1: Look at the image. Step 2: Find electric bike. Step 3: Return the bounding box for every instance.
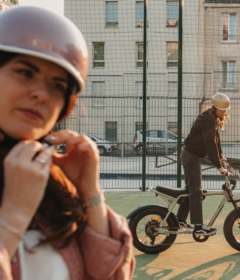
[127,165,240,254]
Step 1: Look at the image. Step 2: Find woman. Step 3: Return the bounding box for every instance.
[0,6,135,280]
[177,93,230,236]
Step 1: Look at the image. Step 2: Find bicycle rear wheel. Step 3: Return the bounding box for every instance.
[129,208,178,254]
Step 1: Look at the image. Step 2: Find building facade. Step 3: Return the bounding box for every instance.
[0,0,17,11]
[64,0,202,143]
[198,0,240,142]
[64,0,240,144]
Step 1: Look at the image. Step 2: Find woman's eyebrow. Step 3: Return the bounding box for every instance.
[14,61,68,83]
[14,60,39,73]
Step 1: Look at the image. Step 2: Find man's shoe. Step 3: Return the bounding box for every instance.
[194,225,217,236]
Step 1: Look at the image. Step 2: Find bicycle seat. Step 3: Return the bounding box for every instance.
[156,185,189,198]
[155,185,207,204]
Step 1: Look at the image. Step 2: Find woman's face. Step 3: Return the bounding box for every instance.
[0,55,68,140]
[216,108,227,119]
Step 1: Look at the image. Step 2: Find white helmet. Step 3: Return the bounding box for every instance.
[211,93,230,110]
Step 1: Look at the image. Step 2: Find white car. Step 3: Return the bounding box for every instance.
[85,133,117,155]
[56,133,117,156]
[133,129,184,154]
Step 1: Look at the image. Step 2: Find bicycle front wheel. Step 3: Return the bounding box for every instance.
[223,209,240,251]
[129,208,178,254]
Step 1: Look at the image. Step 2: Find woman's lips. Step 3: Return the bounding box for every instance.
[18,108,43,120]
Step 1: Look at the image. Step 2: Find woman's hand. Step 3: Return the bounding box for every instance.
[45,130,101,198]
[220,157,227,164]
[0,141,53,257]
[45,131,110,237]
[220,157,228,169]
[2,141,53,221]
[218,167,228,176]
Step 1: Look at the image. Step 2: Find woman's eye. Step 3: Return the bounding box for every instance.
[18,69,33,78]
[51,83,66,93]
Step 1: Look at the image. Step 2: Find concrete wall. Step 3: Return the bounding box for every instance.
[63,0,205,142]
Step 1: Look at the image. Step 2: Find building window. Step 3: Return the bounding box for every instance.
[167,1,179,27]
[105,122,117,141]
[167,42,178,68]
[136,43,148,68]
[222,61,235,89]
[135,122,149,133]
[135,82,149,108]
[93,43,105,68]
[92,82,105,108]
[222,14,236,42]
[136,1,148,27]
[106,1,118,27]
[168,82,178,108]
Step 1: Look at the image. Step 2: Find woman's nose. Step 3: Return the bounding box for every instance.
[29,84,49,102]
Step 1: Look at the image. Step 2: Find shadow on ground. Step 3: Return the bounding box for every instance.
[169,253,240,280]
[134,253,240,280]
[134,254,173,279]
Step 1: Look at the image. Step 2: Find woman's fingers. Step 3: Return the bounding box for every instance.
[3,141,54,221]
[46,130,98,155]
[45,130,79,145]
[4,141,54,177]
[5,140,42,160]
[46,130,100,192]
[33,145,54,169]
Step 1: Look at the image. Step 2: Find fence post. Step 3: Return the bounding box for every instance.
[177,0,183,189]
[142,0,148,192]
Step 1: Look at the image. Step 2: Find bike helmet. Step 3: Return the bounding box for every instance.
[211,93,230,110]
[0,6,89,121]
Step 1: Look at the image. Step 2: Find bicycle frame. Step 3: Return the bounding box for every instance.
[150,176,240,235]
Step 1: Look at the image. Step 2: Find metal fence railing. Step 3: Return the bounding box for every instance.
[54,96,240,190]
[61,0,240,190]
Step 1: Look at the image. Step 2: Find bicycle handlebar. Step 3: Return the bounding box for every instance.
[223,164,239,180]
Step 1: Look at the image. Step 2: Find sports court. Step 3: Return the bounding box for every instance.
[106,191,240,280]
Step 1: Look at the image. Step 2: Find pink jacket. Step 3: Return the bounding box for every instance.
[0,206,135,280]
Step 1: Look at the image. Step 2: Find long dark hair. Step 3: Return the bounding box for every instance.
[204,106,230,130]
[0,51,86,248]
[0,51,18,66]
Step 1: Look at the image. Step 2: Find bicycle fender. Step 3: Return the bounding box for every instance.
[126,204,179,225]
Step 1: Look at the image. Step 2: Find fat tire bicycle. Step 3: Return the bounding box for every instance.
[127,166,240,254]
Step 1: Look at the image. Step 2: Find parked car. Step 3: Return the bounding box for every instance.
[133,129,184,154]
[85,133,117,155]
[56,133,117,156]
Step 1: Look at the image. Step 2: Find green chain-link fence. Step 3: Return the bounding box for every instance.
[56,0,240,190]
